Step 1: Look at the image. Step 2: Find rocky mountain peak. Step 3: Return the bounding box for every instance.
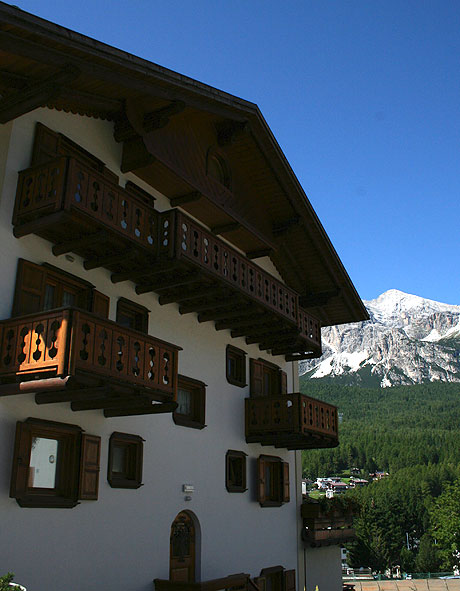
[300,290,460,387]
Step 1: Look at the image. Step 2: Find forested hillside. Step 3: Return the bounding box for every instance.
[300,379,460,572]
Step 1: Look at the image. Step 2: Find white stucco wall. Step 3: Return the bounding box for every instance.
[0,109,302,591]
[304,545,343,591]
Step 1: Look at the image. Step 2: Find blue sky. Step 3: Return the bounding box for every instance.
[12,1,460,305]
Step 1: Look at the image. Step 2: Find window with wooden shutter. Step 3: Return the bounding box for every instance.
[116,297,149,333]
[10,418,100,508]
[226,345,246,387]
[250,359,288,397]
[173,375,206,429]
[12,258,109,318]
[257,455,290,507]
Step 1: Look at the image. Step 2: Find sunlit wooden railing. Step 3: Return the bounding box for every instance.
[0,308,180,398]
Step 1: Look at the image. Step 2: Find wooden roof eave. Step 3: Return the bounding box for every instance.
[0,2,368,326]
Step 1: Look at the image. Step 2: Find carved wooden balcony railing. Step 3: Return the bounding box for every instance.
[245,393,338,450]
[13,156,321,360]
[0,307,180,416]
[301,503,355,547]
[154,573,252,591]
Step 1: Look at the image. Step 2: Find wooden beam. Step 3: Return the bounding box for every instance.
[136,274,198,295]
[71,396,150,411]
[216,120,249,147]
[35,386,111,405]
[104,401,177,418]
[300,288,341,308]
[170,191,201,207]
[180,298,236,316]
[83,250,135,271]
[214,314,267,331]
[246,248,272,260]
[52,230,108,257]
[285,352,319,362]
[197,305,254,324]
[211,222,241,235]
[238,325,291,342]
[111,261,180,284]
[257,332,300,350]
[114,100,186,142]
[272,215,300,236]
[159,286,222,306]
[0,64,80,124]
[120,136,155,173]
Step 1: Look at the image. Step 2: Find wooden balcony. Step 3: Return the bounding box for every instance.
[0,307,180,416]
[13,156,321,360]
[301,503,355,547]
[245,393,338,450]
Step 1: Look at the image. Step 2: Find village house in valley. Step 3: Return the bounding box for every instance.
[0,4,368,591]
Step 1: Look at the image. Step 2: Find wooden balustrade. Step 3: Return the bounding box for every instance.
[301,502,355,546]
[13,156,321,358]
[245,393,338,450]
[154,574,251,591]
[0,308,180,413]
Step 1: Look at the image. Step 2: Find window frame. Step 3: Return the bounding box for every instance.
[10,418,100,508]
[116,297,149,334]
[12,258,109,319]
[226,345,247,387]
[250,358,287,397]
[225,450,247,493]
[173,374,206,430]
[257,454,290,507]
[107,432,144,489]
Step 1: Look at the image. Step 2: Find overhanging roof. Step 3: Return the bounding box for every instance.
[0,2,368,327]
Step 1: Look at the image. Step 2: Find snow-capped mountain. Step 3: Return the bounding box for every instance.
[300,289,460,387]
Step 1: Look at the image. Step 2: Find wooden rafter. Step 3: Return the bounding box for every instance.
[0,65,80,124]
[170,191,201,207]
[158,286,223,306]
[136,273,199,295]
[52,230,108,257]
[104,401,177,418]
[211,222,241,235]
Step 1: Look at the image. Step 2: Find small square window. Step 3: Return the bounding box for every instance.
[226,450,247,492]
[108,432,144,489]
[116,298,149,333]
[226,345,246,387]
[173,375,206,429]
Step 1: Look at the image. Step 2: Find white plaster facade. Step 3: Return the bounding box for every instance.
[0,108,308,591]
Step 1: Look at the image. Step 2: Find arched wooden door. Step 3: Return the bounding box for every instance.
[170,511,196,583]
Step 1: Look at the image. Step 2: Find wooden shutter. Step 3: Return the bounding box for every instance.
[31,123,60,165]
[250,359,264,397]
[284,570,296,591]
[78,433,101,500]
[92,290,110,318]
[280,370,288,394]
[9,421,32,498]
[12,259,46,316]
[282,461,290,503]
[257,455,267,505]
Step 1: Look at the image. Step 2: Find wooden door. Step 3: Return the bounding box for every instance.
[170,511,195,583]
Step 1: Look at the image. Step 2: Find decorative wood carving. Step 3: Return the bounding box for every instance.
[0,65,80,124]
